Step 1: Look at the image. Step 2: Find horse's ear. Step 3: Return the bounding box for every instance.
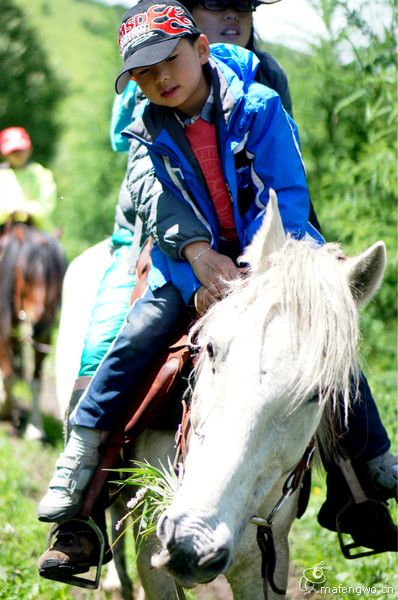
[241,189,285,272]
[344,241,386,305]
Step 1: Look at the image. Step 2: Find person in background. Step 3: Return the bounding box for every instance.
[0,126,56,231]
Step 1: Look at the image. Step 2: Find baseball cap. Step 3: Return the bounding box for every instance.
[0,127,32,156]
[180,0,281,8]
[115,0,201,94]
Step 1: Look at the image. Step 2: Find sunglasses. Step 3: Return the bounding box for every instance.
[197,0,259,13]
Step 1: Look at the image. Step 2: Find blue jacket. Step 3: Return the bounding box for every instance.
[126,44,323,304]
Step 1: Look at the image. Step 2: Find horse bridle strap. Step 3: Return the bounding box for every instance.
[251,439,316,598]
[172,402,315,600]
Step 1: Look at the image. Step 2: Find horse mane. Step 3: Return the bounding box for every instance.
[0,231,21,374]
[190,238,361,453]
[0,224,66,376]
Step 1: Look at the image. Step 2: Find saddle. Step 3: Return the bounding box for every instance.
[42,238,192,589]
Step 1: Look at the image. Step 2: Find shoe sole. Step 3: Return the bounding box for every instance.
[39,561,91,579]
[38,548,114,581]
[37,502,82,523]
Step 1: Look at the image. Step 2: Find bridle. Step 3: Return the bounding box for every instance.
[173,400,316,600]
[13,264,53,354]
[250,439,316,599]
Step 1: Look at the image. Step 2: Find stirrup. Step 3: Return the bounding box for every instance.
[335,452,398,559]
[43,517,105,589]
[336,498,398,559]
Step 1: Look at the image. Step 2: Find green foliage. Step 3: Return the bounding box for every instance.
[0,0,62,163]
[111,460,179,550]
[306,0,397,371]
[264,0,397,374]
[0,431,72,599]
[14,0,127,258]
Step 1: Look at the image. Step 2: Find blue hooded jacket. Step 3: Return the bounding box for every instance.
[125,44,323,304]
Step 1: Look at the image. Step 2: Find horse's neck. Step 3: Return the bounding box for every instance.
[228,490,296,599]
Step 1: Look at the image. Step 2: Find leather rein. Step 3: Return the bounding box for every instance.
[250,440,315,598]
[173,395,316,600]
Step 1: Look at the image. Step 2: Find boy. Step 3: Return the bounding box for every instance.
[38,0,396,530]
[0,126,56,231]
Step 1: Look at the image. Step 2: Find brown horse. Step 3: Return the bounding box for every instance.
[0,222,66,439]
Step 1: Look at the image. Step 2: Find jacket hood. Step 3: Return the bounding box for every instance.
[209,43,260,94]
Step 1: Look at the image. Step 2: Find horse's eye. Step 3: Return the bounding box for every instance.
[206,342,214,358]
[307,395,319,405]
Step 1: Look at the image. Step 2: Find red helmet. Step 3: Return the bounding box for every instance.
[0,127,32,156]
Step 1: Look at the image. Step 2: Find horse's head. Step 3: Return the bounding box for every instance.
[155,192,386,588]
[0,224,65,376]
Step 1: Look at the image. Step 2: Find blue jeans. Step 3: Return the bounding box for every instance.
[71,275,390,461]
[70,283,188,430]
[339,373,390,461]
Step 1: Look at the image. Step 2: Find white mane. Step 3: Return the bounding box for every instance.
[191,238,360,425]
[155,195,385,597]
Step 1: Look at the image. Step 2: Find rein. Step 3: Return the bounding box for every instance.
[173,396,316,600]
[250,440,316,599]
[14,274,53,355]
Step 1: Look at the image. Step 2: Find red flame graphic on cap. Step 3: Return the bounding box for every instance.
[119,4,194,56]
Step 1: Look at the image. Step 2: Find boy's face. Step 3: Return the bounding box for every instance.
[5,149,32,169]
[130,35,211,117]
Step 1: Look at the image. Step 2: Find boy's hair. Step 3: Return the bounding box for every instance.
[115,0,201,94]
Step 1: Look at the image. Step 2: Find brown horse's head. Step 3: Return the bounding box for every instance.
[0,224,66,376]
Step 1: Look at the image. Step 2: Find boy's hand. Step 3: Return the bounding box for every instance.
[183,241,241,294]
[194,285,219,316]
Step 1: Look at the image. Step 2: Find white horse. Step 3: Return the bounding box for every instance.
[55,239,111,418]
[54,195,385,599]
[133,193,386,600]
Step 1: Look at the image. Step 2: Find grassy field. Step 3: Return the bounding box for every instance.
[2,0,396,598]
[0,370,396,599]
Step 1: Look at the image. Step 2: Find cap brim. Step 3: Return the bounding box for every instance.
[115,37,180,94]
[1,142,31,155]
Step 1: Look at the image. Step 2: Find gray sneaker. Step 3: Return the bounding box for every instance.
[366,451,398,501]
[38,451,98,522]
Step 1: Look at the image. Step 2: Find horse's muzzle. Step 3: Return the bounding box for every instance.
[154,512,232,587]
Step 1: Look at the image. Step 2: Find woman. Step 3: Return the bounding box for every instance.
[185,0,293,114]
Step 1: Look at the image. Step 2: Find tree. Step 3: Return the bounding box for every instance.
[0,0,62,163]
[304,0,397,367]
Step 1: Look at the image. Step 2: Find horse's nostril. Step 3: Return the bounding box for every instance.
[157,512,172,542]
[197,547,230,574]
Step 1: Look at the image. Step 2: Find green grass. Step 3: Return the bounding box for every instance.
[3,2,396,597]
[290,376,398,599]
[0,429,72,599]
[0,351,395,598]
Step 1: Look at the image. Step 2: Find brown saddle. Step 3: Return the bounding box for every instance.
[79,237,192,519]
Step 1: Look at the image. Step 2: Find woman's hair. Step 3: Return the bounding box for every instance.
[245,27,257,52]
